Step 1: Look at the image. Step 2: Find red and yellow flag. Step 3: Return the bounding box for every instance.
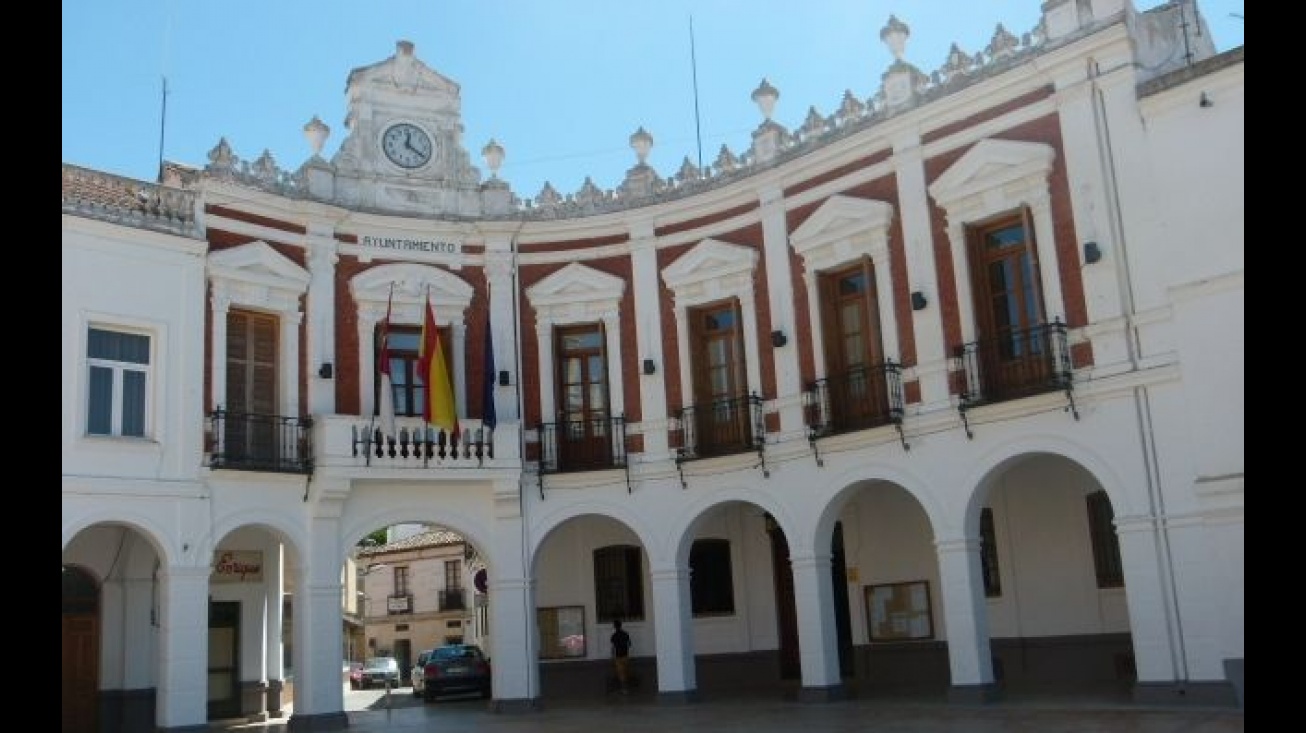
[418,294,459,439]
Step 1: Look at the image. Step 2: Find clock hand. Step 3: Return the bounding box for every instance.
[404,130,420,154]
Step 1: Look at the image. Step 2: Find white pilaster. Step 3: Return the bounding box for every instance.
[155,566,209,730]
[306,225,339,416]
[1116,514,1183,684]
[759,186,803,433]
[892,134,950,408]
[484,248,519,425]
[264,543,286,716]
[210,296,230,411]
[788,553,842,690]
[649,565,696,694]
[630,228,669,455]
[934,537,996,689]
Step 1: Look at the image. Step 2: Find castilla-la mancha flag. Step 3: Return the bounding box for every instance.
[376,287,397,439]
[418,293,459,440]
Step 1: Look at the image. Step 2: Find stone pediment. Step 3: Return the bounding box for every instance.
[662,238,758,290]
[928,139,1055,208]
[351,263,474,324]
[346,40,460,98]
[790,196,895,253]
[525,263,625,309]
[208,240,309,289]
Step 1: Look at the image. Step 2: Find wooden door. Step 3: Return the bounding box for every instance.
[767,519,800,680]
[689,300,749,456]
[62,565,100,733]
[820,260,889,430]
[555,324,610,470]
[968,211,1052,398]
[226,311,278,466]
[207,601,241,720]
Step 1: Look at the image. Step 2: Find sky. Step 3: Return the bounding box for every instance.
[63,1,1244,202]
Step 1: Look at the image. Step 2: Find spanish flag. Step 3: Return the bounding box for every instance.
[418,293,459,439]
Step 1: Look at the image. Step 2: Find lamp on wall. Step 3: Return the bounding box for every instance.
[642,358,657,375]
[318,362,334,379]
[1083,241,1102,264]
[498,370,511,387]
[910,291,928,311]
[770,330,788,348]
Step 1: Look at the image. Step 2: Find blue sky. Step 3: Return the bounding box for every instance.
[63,1,1243,201]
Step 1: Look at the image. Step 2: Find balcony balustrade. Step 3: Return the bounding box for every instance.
[674,392,765,462]
[208,409,313,474]
[538,416,628,474]
[805,362,905,439]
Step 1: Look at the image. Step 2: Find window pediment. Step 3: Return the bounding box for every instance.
[928,139,1055,213]
[351,263,474,325]
[662,238,758,294]
[209,240,309,314]
[790,196,895,271]
[526,263,625,311]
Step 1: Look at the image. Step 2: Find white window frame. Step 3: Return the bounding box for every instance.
[789,195,900,378]
[85,325,152,438]
[350,263,475,423]
[926,139,1065,347]
[524,262,627,428]
[661,239,762,407]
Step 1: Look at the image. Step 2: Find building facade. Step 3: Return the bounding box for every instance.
[62,2,1243,731]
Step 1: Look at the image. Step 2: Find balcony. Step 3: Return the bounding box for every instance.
[538,416,628,474]
[674,393,765,462]
[805,362,904,439]
[439,588,466,612]
[208,409,313,474]
[952,320,1073,409]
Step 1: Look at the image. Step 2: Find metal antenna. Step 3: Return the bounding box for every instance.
[157,76,169,182]
[690,15,703,171]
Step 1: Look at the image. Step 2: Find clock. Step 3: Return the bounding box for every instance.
[381,122,434,169]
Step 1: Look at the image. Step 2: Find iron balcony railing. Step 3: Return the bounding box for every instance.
[439,588,467,612]
[675,392,765,462]
[209,408,313,474]
[538,415,628,474]
[805,362,904,438]
[952,320,1073,408]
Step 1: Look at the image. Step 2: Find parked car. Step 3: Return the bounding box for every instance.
[359,656,401,689]
[410,649,432,697]
[422,644,491,702]
[346,661,364,689]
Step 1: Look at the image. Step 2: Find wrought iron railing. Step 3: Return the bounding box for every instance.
[209,409,313,474]
[805,362,904,438]
[439,588,466,612]
[952,320,1073,408]
[537,415,627,474]
[674,392,766,462]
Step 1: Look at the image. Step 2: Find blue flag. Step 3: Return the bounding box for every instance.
[482,315,497,429]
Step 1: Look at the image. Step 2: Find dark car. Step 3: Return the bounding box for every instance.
[422,644,491,701]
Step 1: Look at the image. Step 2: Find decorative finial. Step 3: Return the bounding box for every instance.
[629,127,654,165]
[751,78,780,120]
[481,138,505,179]
[303,115,330,158]
[880,15,911,61]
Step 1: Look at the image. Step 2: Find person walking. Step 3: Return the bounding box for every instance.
[610,619,632,694]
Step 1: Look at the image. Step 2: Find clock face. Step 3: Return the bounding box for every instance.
[381,123,434,169]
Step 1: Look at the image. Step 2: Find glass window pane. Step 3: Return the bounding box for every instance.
[89,329,150,364]
[122,370,146,437]
[88,366,113,435]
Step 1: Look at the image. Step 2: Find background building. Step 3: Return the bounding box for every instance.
[63,2,1243,731]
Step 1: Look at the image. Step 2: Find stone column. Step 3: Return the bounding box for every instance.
[287,517,347,732]
[265,543,286,718]
[487,494,540,712]
[649,564,697,701]
[155,566,209,732]
[788,553,844,700]
[934,537,998,702]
